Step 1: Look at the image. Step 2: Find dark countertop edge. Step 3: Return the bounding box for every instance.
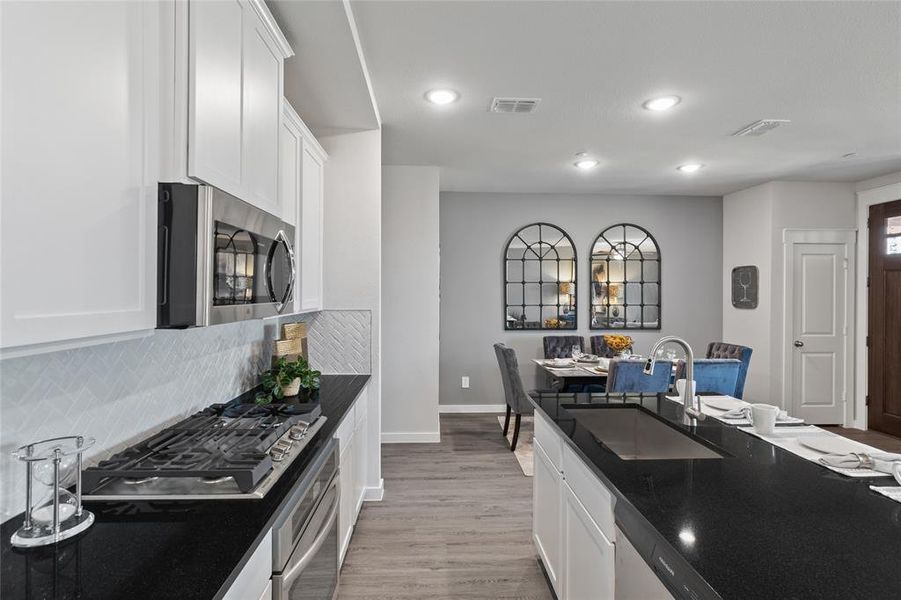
[211,374,369,600]
[528,397,717,599]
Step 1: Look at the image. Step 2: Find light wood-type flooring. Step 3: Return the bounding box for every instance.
[338,414,553,600]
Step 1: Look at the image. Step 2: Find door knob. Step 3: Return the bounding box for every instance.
[793,340,804,348]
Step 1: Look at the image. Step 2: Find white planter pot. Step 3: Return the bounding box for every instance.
[281,378,301,397]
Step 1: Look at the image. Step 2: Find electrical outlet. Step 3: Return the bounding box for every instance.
[461,376,470,389]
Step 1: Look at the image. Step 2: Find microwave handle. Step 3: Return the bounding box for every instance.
[266,229,296,313]
[278,483,338,589]
[158,225,170,306]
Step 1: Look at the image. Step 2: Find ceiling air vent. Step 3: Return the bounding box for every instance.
[489,97,541,114]
[732,119,790,137]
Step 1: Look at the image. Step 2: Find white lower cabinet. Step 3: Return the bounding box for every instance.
[533,439,563,597]
[561,481,615,600]
[535,411,663,600]
[335,386,369,566]
[222,530,272,600]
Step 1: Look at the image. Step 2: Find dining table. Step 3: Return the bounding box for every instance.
[532,357,609,390]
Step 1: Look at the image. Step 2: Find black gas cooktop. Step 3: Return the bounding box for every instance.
[82,400,323,499]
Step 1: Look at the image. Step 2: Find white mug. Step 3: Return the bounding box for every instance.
[675,379,696,398]
[750,403,780,435]
[893,462,901,486]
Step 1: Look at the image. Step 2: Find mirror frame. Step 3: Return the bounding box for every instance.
[503,222,578,331]
[588,223,662,331]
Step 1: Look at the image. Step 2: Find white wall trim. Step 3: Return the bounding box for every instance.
[381,432,440,443]
[781,228,856,425]
[854,182,901,430]
[439,404,507,414]
[363,479,384,502]
[247,0,294,58]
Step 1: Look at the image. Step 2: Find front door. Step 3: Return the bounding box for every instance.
[786,230,853,424]
[868,199,901,437]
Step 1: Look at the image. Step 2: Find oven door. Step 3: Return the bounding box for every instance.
[205,187,295,326]
[272,476,339,600]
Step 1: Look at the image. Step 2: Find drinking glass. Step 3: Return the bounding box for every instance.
[571,345,581,360]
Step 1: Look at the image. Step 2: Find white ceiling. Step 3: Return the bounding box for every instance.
[351,0,901,196]
[269,0,380,135]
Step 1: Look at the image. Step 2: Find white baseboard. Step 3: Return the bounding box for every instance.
[381,431,441,443]
[364,479,384,502]
[439,404,506,414]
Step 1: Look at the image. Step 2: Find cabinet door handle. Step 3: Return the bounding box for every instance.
[793,340,804,348]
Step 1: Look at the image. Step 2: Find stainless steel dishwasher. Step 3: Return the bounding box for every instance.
[271,439,340,600]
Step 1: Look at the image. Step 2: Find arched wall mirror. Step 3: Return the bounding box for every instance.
[589,223,661,330]
[504,223,577,330]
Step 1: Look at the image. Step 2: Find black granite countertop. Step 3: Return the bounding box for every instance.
[530,392,901,600]
[1,374,370,600]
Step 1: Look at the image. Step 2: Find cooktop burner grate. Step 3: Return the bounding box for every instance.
[82,407,312,494]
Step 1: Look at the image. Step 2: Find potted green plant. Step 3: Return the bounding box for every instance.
[256,356,321,404]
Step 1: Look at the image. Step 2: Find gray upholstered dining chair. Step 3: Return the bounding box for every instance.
[494,343,535,452]
[543,335,584,359]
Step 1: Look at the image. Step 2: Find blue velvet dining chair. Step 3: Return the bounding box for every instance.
[606,359,673,393]
[706,342,752,399]
[674,359,742,397]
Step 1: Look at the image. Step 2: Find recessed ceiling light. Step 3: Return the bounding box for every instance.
[574,158,599,170]
[643,95,681,111]
[677,163,704,173]
[425,89,459,105]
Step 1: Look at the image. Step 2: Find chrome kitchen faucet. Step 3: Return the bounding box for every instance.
[644,336,705,421]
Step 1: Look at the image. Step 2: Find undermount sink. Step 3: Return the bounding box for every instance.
[567,407,725,460]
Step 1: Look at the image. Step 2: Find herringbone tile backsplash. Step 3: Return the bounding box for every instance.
[0,310,371,521]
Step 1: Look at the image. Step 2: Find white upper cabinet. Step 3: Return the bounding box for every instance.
[241,9,282,214]
[187,0,291,216]
[300,139,326,312]
[187,0,244,195]
[0,0,160,349]
[280,102,303,227]
[282,100,327,314]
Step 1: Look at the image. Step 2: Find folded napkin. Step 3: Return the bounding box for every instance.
[719,407,791,421]
[597,357,610,370]
[819,452,901,474]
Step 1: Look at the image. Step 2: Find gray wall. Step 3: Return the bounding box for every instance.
[381,166,441,440]
[439,192,723,407]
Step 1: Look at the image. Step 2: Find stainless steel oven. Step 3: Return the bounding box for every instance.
[157,183,295,328]
[272,440,339,600]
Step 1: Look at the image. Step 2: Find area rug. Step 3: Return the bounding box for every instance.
[497,415,534,477]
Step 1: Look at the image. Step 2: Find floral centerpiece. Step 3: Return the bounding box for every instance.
[603,334,633,356]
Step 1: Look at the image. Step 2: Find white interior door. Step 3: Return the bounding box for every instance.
[785,230,854,424]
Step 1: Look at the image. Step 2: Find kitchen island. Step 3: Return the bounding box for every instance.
[0,374,370,600]
[530,391,901,600]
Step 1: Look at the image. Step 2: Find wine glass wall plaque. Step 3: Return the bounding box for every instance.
[731,266,758,309]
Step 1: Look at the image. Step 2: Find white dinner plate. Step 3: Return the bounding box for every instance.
[701,397,749,412]
[799,436,860,455]
[546,360,573,368]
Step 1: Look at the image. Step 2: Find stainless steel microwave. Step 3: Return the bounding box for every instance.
[157,183,295,328]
